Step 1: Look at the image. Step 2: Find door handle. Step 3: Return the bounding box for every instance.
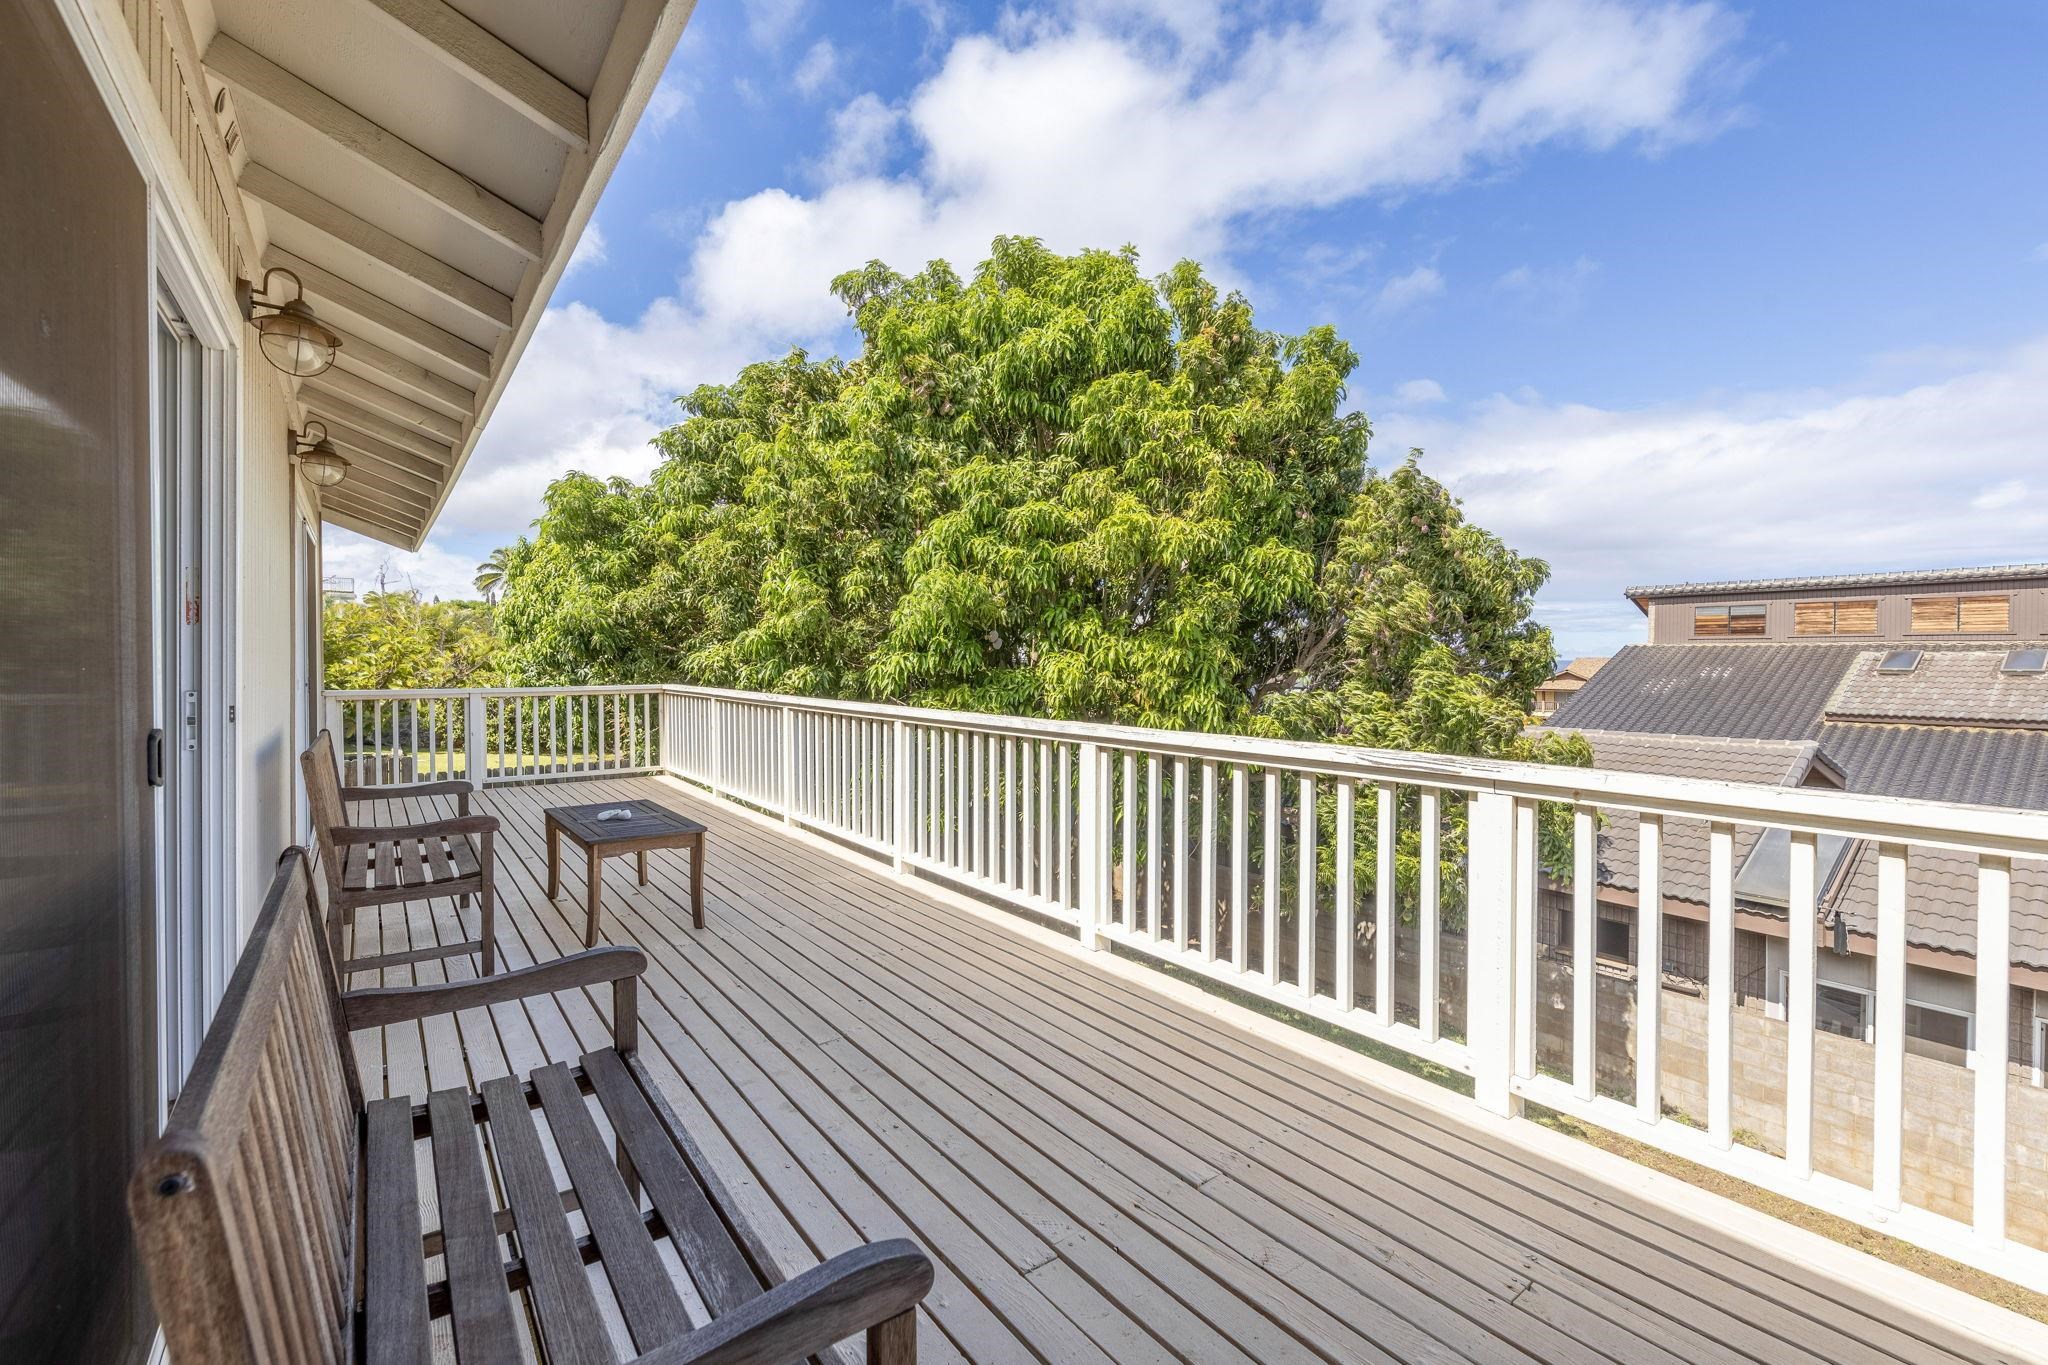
[147,728,166,787]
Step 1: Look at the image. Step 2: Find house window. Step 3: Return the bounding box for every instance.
[1816,983,1872,1041]
[1663,916,1707,983]
[1694,603,1767,638]
[1904,1001,1974,1067]
[1911,594,2011,634]
[1794,599,1878,635]
[1596,916,1631,965]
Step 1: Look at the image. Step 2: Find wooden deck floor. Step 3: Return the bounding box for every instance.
[348,773,2028,1365]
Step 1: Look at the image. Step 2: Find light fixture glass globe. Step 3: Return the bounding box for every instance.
[297,440,350,488]
[256,300,340,377]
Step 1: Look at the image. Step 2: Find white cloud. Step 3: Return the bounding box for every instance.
[1394,377,1447,404]
[1974,479,2028,512]
[1376,264,1444,313]
[1380,336,2048,653]
[689,0,1744,340]
[565,221,607,273]
[1496,255,1599,311]
[817,93,902,181]
[643,77,692,131]
[351,1,1750,597]
[793,39,839,97]
[745,0,810,51]
[319,532,482,604]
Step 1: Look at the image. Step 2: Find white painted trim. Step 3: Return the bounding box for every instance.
[638,769,2048,1348]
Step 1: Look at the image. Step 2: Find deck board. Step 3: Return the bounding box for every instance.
[346,773,2022,1365]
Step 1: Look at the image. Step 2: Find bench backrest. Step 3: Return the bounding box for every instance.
[300,730,347,893]
[129,849,364,1365]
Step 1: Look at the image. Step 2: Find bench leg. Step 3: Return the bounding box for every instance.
[691,836,705,930]
[868,1310,917,1365]
[546,825,561,899]
[480,881,497,975]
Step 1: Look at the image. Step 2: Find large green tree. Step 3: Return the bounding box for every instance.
[323,591,504,692]
[497,237,1573,767]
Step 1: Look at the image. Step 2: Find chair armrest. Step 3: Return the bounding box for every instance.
[629,1240,934,1365]
[341,946,647,1038]
[342,778,473,805]
[331,814,498,844]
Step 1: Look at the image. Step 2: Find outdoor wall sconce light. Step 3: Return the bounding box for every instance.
[292,421,350,488]
[239,266,340,377]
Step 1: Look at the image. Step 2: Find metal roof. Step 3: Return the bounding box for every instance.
[1545,643,1866,740]
[1623,562,2048,602]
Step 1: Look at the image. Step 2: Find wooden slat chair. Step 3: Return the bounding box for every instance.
[129,849,934,1365]
[303,728,500,976]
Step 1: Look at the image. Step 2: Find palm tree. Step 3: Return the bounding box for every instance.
[474,546,510,604]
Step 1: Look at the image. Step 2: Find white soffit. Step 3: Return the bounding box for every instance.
[189,0,691,550]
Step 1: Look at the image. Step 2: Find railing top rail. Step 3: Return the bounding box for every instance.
[323,683,2048,856]
[654,685,2048,857]
[325,685,663,700]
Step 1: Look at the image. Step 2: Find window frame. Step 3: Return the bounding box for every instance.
[1693,602,1769,638]
[1910,593,2013,635]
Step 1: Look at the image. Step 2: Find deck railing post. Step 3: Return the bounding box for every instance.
[1076,740,1106,950]
[1465,788,1520,1117]
[462,691,486,790]
[891,718,909,873]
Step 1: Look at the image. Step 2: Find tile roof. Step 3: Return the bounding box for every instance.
[1818,721,2048,809]
[1545,643,1865,740]
[1624,562,2048,600]
[1557,727,2048,971]
[1825,648,2048,727]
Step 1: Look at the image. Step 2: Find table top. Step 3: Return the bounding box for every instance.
[544,799,706,846]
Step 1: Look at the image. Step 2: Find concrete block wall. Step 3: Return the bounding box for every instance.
[1533,959,2048,1249]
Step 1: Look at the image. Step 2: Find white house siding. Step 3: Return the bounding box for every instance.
[235,335,307,938]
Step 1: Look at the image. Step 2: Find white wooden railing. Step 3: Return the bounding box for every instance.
[326,682,2048,1291]
[324,686,666,786]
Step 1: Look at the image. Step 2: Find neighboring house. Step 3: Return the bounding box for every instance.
[1546,564,2048,1078]
[1624,562,2048,644]
[1533,655,1608,717]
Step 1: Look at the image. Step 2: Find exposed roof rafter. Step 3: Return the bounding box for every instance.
[242,162,513,331]
[355,0,590,148]
[205,32,543,259]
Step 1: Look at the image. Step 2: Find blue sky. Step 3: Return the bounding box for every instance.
[326,0,2048,659]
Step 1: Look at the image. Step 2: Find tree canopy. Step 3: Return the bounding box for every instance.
[323,591,504,692]
[495,237,1577,767]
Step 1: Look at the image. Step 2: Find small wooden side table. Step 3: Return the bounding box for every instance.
[545,799,707,946]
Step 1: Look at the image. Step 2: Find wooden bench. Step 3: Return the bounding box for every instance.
[303,728,501,976]
[128,849,934,1364]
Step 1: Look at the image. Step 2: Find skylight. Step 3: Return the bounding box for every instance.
[2002,648,2048,675]
[1876,648,1922,674]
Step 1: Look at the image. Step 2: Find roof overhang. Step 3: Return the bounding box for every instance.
[185,0,696,549]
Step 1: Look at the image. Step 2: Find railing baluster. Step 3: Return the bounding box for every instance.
[1374,783,1395,1028]
[1230,765,1248,973]
[1874,841,1907,1207]
[1198,760,1215,961]
[1298,774,1316,996]
[1021,740,1037,896]
[1121,751,1136,929]
[1058,742,1073,909]
[1145,755,1162,945]
[1172,758,1189,950]
[1707,821,1735,1150]
[1334,780,1354,1011]
[1785,829,1816,1169]
[1572,802,1597,1100]
[1638,815,1666,1125]
[1512,796,1538,1081]
[1262,769,1279,985]
[1419,787,1440,1043]
[1975,852,2011,1240]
